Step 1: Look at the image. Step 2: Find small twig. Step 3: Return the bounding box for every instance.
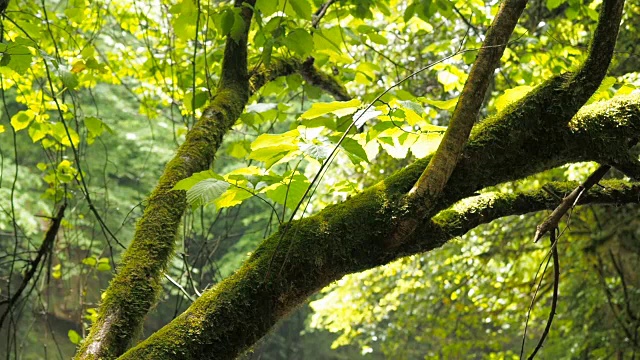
[527,228,560,359]
[311,0,336,28]
[520,246,553,359]
[0,205,66,329]
[534,165,610,242]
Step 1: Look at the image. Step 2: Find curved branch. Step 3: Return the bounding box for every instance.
[249,57,351,101]
[75,1,257,359]
[397,0,626,248]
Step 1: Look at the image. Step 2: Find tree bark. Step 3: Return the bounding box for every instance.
[118,93,640,359]
[75,1,256,358]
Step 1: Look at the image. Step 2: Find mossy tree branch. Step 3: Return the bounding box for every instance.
[74,1,257,359]
[390,0,625,248]
[118,91,640,359]
[391,0,529,246]
[249,57,350,101]
[410,0,529,200]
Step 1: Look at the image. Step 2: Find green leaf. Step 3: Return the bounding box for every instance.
[300,142,332,161]
[84,116,113,144]
[404,2,417,22]
[284,29,314,56]
[51,122,80,147]
[82,257,97,266]
[251,129,300,150]
[353,108,382,129]
[68,330,82,345]
[10,110,34,131]
[97,258,111,272]
[2,44,33,75]
[546,0,564,10]
[186,178,230,208]
[288,0,312,19]
[215,186,254,208]
[227,141,250,158]
[615,84,636,96]
[340,137,369,163]
[300,99,362,120]
[367,33,388,45]
[172,170,222,191]
[248,145,299,168]
[256,0,278,16]
[230,11,246,42]
[410,133,442,158]
[264,173,310,209]
[437,70,459,92]
[422,97,458,110]
[60,70,79,90]
[184,89,209,112]
[219,9,235,35]
[493,86,533,112]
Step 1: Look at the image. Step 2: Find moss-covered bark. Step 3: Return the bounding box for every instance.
[117,92,640,359]
[75,0,634,358]
[74,1,256,359]
[391,0,624,247]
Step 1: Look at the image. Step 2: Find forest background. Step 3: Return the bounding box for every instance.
[1,0,640,359]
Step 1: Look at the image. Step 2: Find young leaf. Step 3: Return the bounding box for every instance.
[422,97,459,110]
[300,99,362,120]
[10,110,35,131]
[186,178,230,208]
[299,142,332,161]
[172,170,222,191]
[494,86,533,112]
[68,330,82,345]
[263,173,310,210]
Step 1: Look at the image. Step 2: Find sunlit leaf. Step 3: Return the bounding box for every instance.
[264,173,310,209]
[173,170,223,191]
[186,178,231,208]
[353,108,381,129]
[68,330,82,345]
[300,99,362,120]
[494,86,533,112]
[422,97,458,110]
[10,110,35,131]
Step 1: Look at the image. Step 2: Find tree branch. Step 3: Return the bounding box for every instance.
[534,165,610,242]
[75,1,258,359]
[391,0,626,248]
[415,180,640,249]
[118,88,640,359]
[0,205,65,329]
[390,0,529,246]
[249,57,350,101]
[409,0,528,199]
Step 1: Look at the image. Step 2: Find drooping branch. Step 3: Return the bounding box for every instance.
[74,1,257,359]
[534,165,610,242]
[0,204,65,329]
[118,86,640,359]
